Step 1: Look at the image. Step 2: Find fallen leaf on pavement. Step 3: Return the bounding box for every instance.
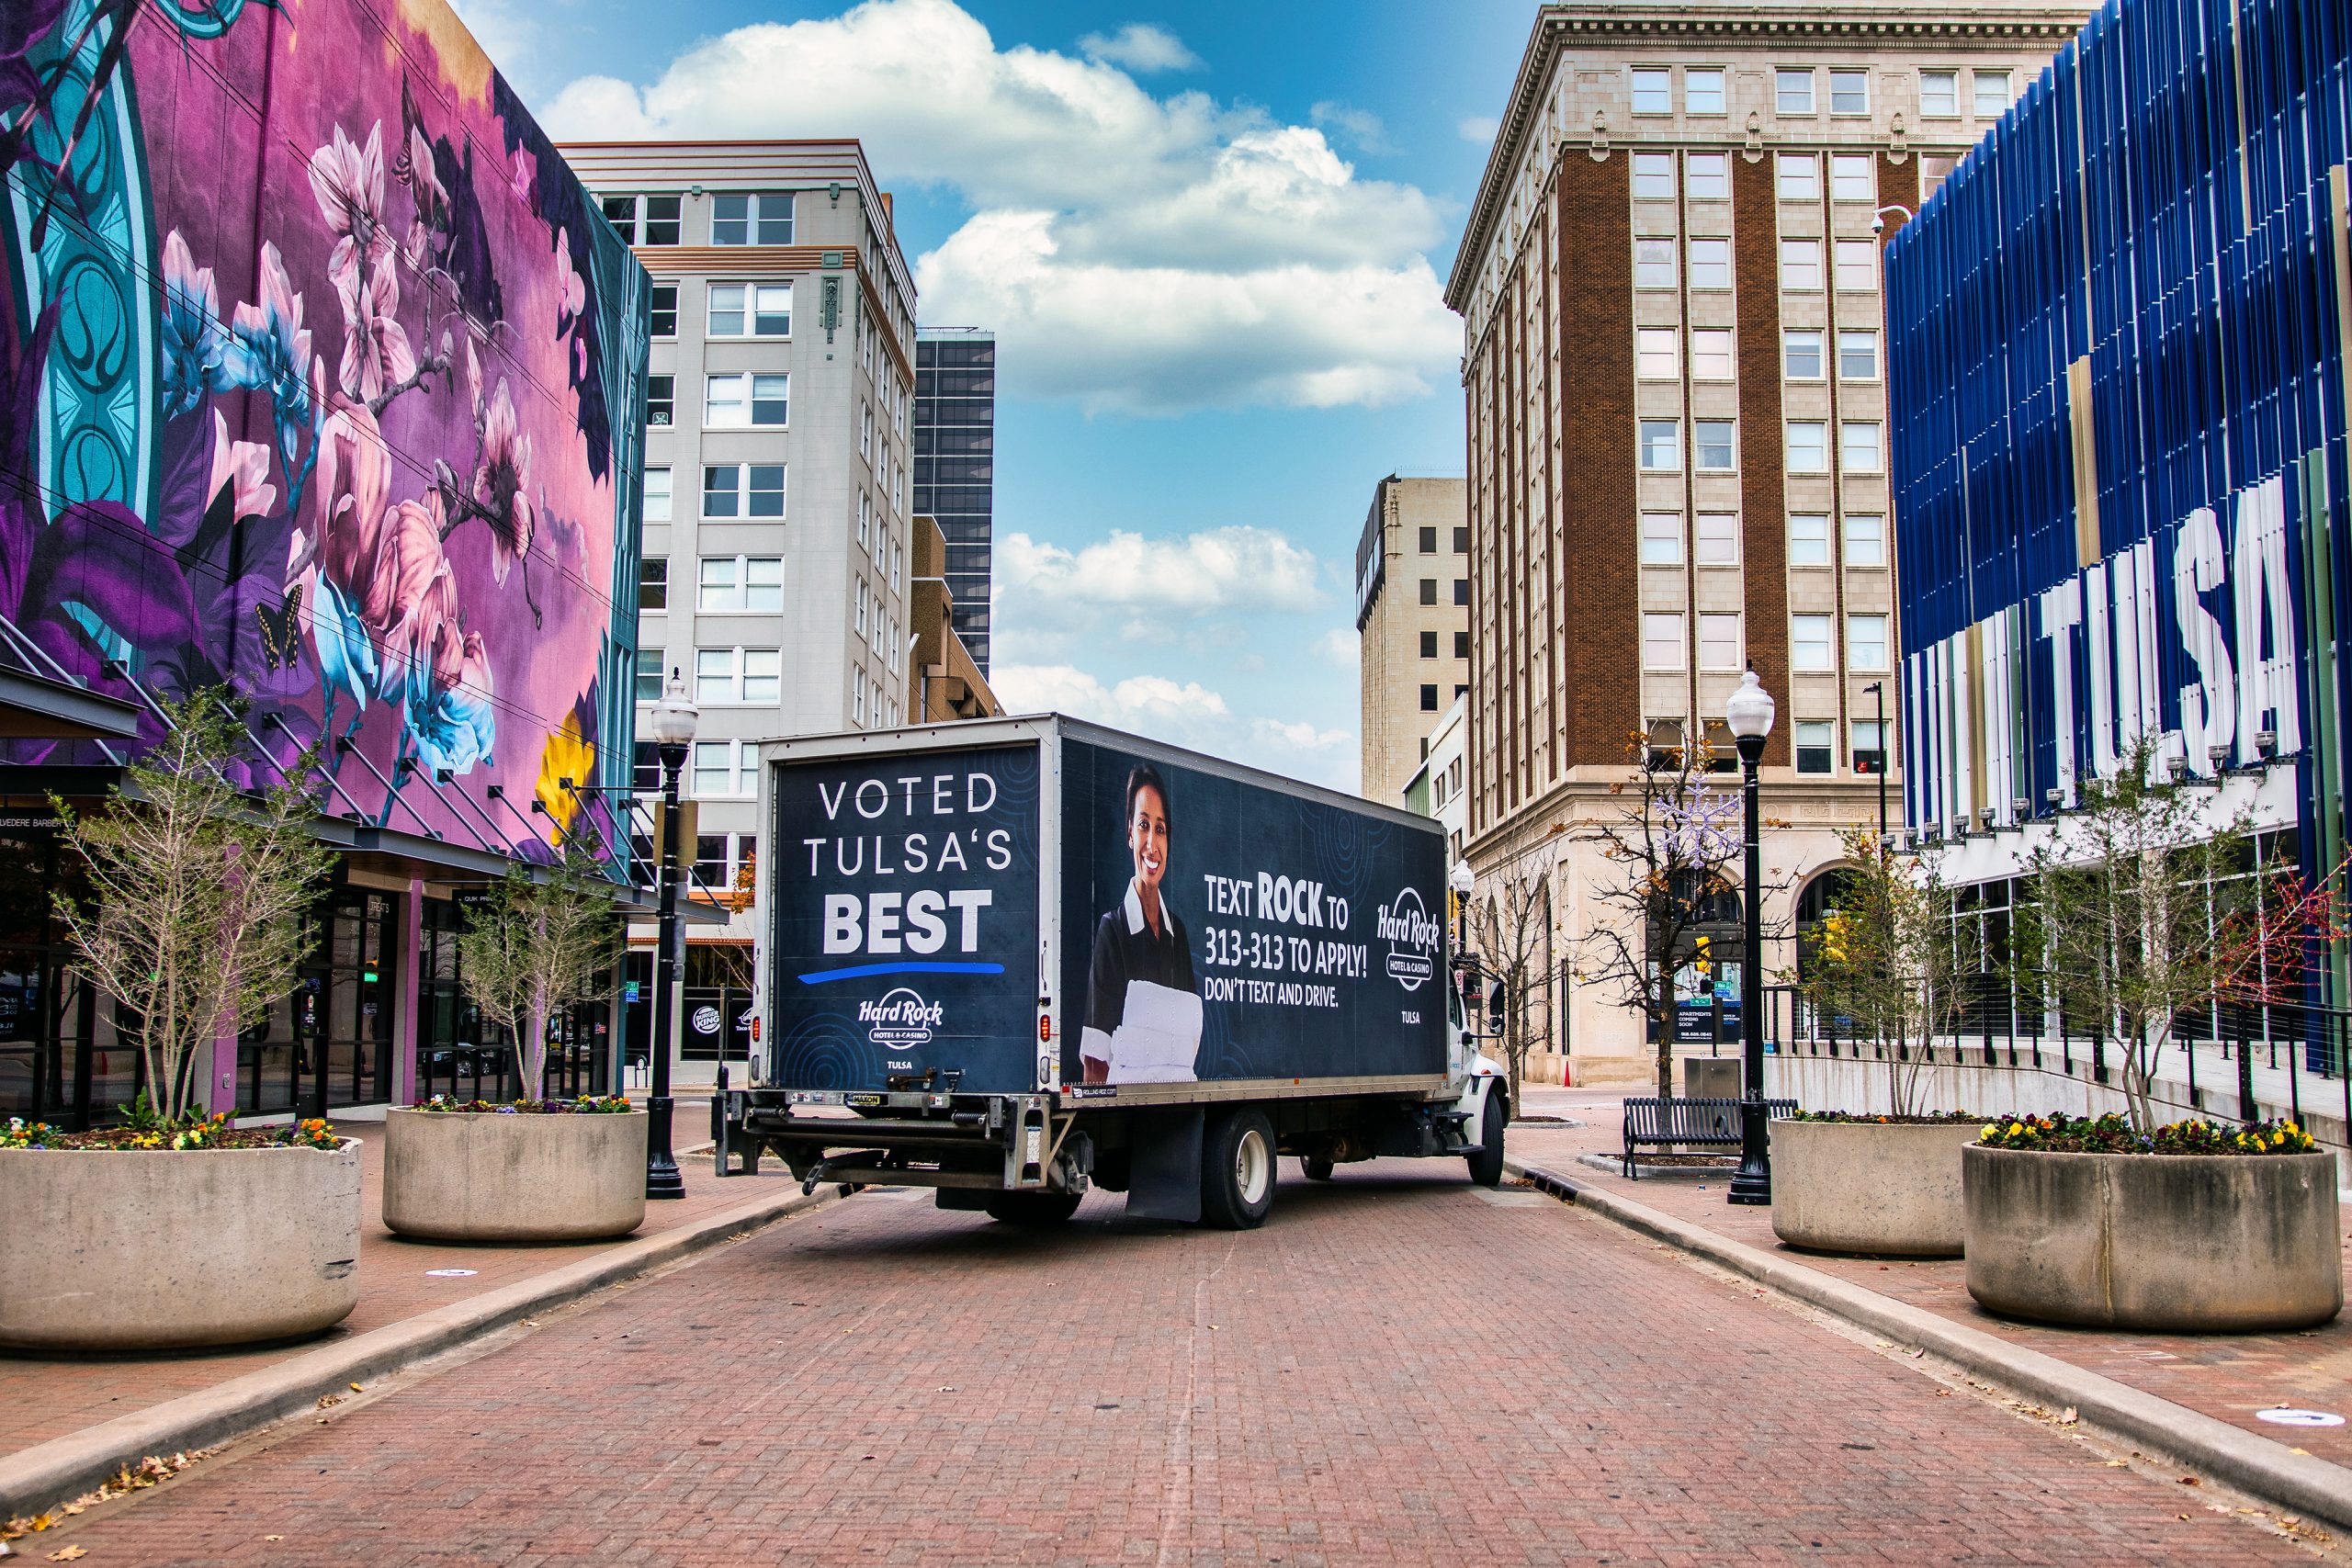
[2060,1408,2077,1425]
[47,1549,84,1562]
[347,1382,363,1393]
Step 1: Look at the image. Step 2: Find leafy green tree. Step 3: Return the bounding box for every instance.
[457,841,623,1100]
[1796,826,1972,1116]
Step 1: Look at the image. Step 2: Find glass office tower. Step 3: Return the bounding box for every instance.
[914,329,996,675]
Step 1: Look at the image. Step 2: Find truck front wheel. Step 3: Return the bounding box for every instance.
[983,1191,1083,1226]
[1466,1088,1508,1189]
[1202,1109,1276,1229]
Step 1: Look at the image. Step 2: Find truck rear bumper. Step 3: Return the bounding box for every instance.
[726,1089,1080,1194]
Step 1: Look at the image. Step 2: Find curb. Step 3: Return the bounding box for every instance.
[1505,1155,2352,1536]
[0,1180,840,1518]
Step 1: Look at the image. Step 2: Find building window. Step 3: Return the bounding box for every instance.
[710,191,793,245]
[704,465,739,517]
[644,195,682,246]
[634,665,662,705]
[1639,420,1681,471]
[1419,578,1439,606]
[643,467,672,523]
[741,648,781,703]
[707,284,745,336]
[602,194,680,246]
[1852,719,1888,774]
[1636,327,1679,380]
[1632,152,1676,199]
[1685,67,1725,116]
[639,557,667,613]
[1845,513,1886,566]
[1834,237,1878,292]
[1838,330,1880,380]
[1686,152,1730,200]
[1920,69,1960,117]
[650,283,677,337]
[1640,511,1683,566]
[1642,613,1685,671]
[707,282,791,337]
[1694,512,1739,565]
[1420,683,1439,713]
[1794,720,1835,774]
[1687,238,1731,289]
[753,284,792,335]
[1781,238,1824,290]
[1786,422,1829,473]
[1453,629,1469,659]
[1698,614,1742,671]
[1828,68,1870,116]
[1840,421,1883,473]
[1776,153,1821,201]
[1848,615,1889,671]
[1453,578,1470,607]
[1630,66,1672,115]
[646,375,673,427]
[691,740,755,798]
[1791,614,1835,671]
[750,463,786,517]
[1776,67,1815,115]
[1693,420,1736,472]
[707,463,787,521]
[1920,153,1960,197]
[699,557,738,609]
[706,375,745,427]
[1419,630,1439,659]
[695,649,733,703]
[1973,70,2011,118]
[1634,237,1678,289]
[1419,526,1438,553]
[1788,513,1830,566]
[600,195,638,243]
[1690,328,1735,380]
[699,557,785,613]
[1830,153,1875,203]
[1453,526,1469,553]
[1783,329,1825,379]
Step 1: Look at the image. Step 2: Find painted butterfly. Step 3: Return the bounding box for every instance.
[255,585,303,671]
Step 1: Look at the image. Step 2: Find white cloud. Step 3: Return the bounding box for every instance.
[998,526,1320,617]
[992,665,1356,790]
[1314,626,1360,667]
[1457,114,1500,144]
[543,0,1455,414]
[1078,22,1200,73]
[1310,101,1393,156]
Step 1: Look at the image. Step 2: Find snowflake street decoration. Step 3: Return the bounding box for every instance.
[1662,780,1741,864]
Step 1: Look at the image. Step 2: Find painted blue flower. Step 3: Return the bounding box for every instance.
[160,231,232,419]
[226,242,313,457]
[408,653,496,778]
[306,571,377,717]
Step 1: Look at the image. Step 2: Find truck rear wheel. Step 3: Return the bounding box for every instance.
[1466,1088,1508,1189]
[1301,1156,1334,1182]
[1203,1109,1276,1229]
[983,1191,1083,1226]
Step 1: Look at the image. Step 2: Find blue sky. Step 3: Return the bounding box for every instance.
[483,0,1534,790]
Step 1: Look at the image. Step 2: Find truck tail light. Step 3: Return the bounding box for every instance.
[1038,1014,1052,1043]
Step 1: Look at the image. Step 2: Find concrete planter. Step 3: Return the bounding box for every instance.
[1770,1119,1979,1258]
[383,1108,647,1243]
[0,1142,362,1352]
[1963,1145,2343,1332]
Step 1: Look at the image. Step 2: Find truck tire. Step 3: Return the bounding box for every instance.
[1202,1108,1277,1229]
[1466,1087,1508,1189]
[983,1191,1083,1226]
[1301,1156,1335,1182]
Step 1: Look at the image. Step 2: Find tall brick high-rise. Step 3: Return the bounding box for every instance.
[1446,2,2085,1081]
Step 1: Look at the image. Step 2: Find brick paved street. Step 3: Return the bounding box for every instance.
[33,1154,2330,1565]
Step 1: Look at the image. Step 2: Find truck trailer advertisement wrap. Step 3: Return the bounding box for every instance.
[1058,738,1446,1088]
[768,745,1042,1091]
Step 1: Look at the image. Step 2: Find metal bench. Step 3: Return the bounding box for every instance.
[1620,1096,1797,1178]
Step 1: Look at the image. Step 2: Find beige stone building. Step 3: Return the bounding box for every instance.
[1355,474,1471,805]
[1446,3,2084,1084]
[910,515,1002,723]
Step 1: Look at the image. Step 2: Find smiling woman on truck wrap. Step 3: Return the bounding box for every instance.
[1080,763,1203,1085]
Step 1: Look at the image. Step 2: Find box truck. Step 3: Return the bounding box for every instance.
[714,716,1507,1229]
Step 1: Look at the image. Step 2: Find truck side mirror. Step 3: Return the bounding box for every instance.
[1485,980,1506,1036]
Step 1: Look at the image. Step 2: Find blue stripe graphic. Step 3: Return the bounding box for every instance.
[796,962,1005,985]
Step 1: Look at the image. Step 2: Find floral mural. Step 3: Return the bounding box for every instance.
[0,0,648,870]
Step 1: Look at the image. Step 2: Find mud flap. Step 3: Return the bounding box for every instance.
[1123,1107,1204,1224]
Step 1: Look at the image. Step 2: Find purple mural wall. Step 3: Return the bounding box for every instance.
[1,0,649,868]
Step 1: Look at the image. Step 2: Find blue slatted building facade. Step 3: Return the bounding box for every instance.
[1887,0,2352,1040]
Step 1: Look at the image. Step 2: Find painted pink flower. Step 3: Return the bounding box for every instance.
[393,122,447,269]
[375,495,459,697]
[507,145,537,210]
[307,403,391,592]
[551,227,586,321]
[208,409,276,522]
[334,257,416,405]
[307,122,396,309]
[471,378,534,585]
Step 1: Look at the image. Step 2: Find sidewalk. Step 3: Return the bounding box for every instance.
[1510,1085,2352,1475]
[0,1114,811,1501]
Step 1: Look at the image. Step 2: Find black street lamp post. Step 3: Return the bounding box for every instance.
[1725,669,1775,1207]
[1863,679,1888,841]
[645,669,698,1201]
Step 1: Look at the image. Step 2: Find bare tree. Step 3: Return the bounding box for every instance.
[1462,833,1565,1106]
[1573,729,1782,1103]
[458,841,623,1100]
[50,690,334,1122]
[2006,735,2344,1132]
